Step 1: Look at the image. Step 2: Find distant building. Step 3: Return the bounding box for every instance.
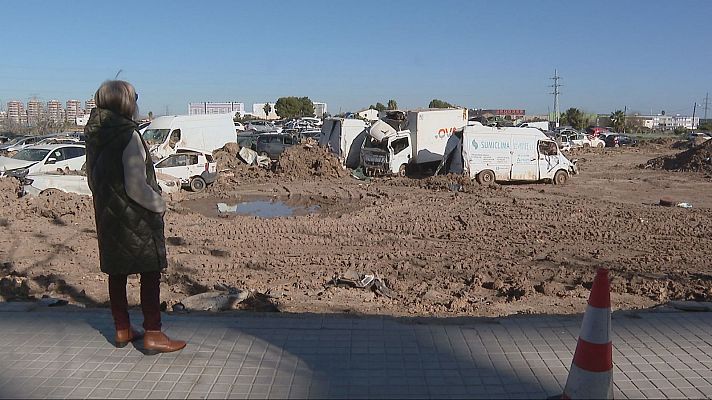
[26,100,44,126]
[85,99,96,115]
[252,103,279,120]
[7,101,26,124]
[188,102,244,117]
[47,100,64,123]
[638,114,698,130]
[66,100,82,123]
[471,108,526,120]
[313,102,327,118]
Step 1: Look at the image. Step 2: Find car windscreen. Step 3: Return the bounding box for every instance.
[12,148,50,161]
[142,129,170,145]
[363,136,389,151]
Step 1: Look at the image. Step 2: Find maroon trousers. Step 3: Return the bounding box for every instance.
[108,271,161,331]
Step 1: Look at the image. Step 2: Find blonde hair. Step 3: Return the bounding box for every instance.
[94,80,137,119]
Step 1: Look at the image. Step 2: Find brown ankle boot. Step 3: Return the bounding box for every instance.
[115,327,143,348]
[143,331,186,355]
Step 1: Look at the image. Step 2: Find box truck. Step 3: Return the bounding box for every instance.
[440,122,577,184]
[360,108,468,176]
[318,118,368,169]
[142,114,237,160]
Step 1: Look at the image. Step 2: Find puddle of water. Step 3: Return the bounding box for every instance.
[183,196,321,219]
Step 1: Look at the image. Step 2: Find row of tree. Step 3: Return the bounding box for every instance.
[559,107,652,133]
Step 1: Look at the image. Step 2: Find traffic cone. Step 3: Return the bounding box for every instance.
[562,268,613,399]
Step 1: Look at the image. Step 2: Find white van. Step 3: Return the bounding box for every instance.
[142,114,237,160]
[442,122,577,184]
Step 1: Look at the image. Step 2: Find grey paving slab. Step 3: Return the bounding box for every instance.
[0,307,712,399]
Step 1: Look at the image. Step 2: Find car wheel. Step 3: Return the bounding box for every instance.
[553,170,569,185]
[476,170,495,185]
[597,142,604,148]
[189,177,206,192]
[583,143,590,148]
[398,164,407,177]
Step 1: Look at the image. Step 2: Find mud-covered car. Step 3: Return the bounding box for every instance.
[154,150,217,192]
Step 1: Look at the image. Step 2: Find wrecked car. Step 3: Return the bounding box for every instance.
[0,144,86,178]
[154,150,217,192]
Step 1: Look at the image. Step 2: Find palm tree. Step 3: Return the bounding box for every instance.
[263,103,272,120]
[610,110,625,132]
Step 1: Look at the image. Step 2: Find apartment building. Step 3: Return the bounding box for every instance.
[26,100,44,125]
[6,101,26,124]
[85,99,96,115]
[47,100,64,123]
[66,100,82,123]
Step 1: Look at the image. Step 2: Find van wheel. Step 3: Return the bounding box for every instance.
[190,177,206,192]
[597,142,605,148]
[476,170,495,185]
[553,170,569,185]
[398,164,407,177]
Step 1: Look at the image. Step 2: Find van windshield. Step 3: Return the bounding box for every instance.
[363,136,389,151]
[142,129,170,145]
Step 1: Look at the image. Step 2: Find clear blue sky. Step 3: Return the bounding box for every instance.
[1,0,711,117]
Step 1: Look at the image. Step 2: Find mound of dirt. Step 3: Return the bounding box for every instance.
[277,143,347,179]
[642,139,712,173]
[25,191,95,222]
[212,143,243,171]
[0,177,21,202]
[637,137,682,149]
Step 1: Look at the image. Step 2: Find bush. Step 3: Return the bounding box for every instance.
[673,126,689,136]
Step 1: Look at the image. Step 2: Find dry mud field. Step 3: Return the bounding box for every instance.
[1,140,711,318]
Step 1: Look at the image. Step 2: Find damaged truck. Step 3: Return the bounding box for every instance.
[360,108,468,176]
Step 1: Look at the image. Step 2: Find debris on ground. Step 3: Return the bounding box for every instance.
[326,270,395,298]
[177,289,249,312]
[642,139,712,174]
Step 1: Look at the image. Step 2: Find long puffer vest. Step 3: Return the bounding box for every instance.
[84,108,167,275]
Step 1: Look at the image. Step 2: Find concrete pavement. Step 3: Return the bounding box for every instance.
[0,303,711,399]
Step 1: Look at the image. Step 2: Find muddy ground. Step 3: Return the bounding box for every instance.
[1,140,711,318]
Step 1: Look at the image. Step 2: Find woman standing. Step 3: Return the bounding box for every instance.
[84,80,185,354]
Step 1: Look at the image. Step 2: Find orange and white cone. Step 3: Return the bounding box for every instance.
[562,268,613,399]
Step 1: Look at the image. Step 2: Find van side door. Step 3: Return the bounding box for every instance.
[509,138,538,181]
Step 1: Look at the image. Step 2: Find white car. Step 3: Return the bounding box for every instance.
[0,136,45,153]
[0,144,86,178]
[154,150,218,192]
[22,171,181,197]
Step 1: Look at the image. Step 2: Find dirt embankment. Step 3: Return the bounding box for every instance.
[642,139,712,175]
[1,144,711,317]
